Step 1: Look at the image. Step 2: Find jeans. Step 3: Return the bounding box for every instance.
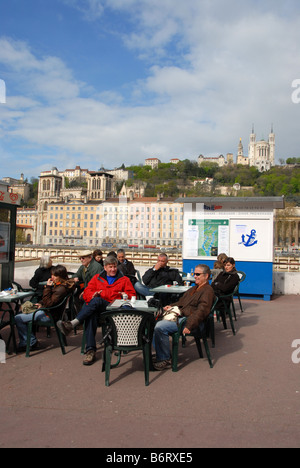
[77,297,109,352]
[153,318,206,361]
[134,282,153,298]
[153,317,186,361]
[15,310,51,347]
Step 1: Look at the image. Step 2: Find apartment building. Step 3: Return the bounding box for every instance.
[45,197,184,248]
[16,207,38,244]
[99,197,184,248]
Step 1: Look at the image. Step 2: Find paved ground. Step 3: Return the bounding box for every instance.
[0,264,299,448]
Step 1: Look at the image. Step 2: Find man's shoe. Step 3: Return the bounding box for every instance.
[17,341,41,353]
[83,350,96,366]
[153,359,171,371]
[57,320,73,336]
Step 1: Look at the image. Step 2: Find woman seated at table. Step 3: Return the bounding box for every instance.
[15,265,76,352]
[211,257,240,313]
[211,257,239,295]
[153,264,215,370]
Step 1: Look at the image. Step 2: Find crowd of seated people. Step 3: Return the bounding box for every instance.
[13,249,241,369]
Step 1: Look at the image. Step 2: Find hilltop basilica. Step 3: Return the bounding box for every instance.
[237,125,275,172]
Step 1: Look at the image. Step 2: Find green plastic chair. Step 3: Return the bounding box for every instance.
[215,286,238,335]
[101,309,155,387]
[25,294,72,357]
[236,271,246,313]
[171,306,217,372]
[181,296,218,349]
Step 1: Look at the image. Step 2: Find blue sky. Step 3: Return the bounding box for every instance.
[1,0,300,179]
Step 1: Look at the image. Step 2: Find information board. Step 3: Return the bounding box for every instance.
[183,212,273,262]
[186,219,229,257]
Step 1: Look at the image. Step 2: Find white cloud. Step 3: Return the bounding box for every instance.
[1,1,300,178]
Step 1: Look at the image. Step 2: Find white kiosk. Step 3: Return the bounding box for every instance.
[177,197,285,301]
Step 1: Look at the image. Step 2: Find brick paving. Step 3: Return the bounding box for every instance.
[0,264,299,448]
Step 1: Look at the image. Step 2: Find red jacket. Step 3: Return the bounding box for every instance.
[82,271,136,305]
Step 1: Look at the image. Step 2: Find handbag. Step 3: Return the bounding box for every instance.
[21,301,39,315]
[161,306,182,322]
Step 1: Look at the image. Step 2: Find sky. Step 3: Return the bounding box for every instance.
[0,0,300,180]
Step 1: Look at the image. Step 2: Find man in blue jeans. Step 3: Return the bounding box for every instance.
[153,264,215,370]
[57,256,136,366]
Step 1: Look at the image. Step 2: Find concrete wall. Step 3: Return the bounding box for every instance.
[273,272,300,295]
[14,260,299,297]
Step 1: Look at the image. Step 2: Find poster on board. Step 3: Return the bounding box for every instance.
[0,222,10,263]
[184,217,229,258]
[230,219,272,262]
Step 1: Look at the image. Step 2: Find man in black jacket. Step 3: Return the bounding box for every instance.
[134,253,183,300]
[117,249,137,285]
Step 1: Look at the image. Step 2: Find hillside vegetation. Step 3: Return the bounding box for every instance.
[125,161,300,203]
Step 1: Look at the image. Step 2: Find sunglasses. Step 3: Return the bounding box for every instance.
[194,272,205,276]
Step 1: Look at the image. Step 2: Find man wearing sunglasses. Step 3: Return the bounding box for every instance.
[153,264,215,370]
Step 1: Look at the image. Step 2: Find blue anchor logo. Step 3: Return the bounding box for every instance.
[239,229,258,247]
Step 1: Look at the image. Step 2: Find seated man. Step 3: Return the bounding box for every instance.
[134,253,183,299]
[29,254,53,290]
[74,250,104,289]
[29,254,53,301]
[57,256,136,366]
[153,264,215,370]
[117,249,137,285]
[73,250,104,314]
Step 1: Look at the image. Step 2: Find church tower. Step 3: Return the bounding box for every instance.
[268,124,275,167]
[248,124,256,166]
[237,138,249,165]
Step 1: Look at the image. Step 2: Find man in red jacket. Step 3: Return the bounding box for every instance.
[57,256,136,366]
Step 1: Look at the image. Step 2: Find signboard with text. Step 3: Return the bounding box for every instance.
[183,207,274,263]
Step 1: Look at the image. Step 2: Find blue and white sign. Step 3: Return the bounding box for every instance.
[230,219,272,262]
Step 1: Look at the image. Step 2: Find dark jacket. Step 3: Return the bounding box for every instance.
[211,268,239,296]
[41,279,76,321]
[118,260,137,279]
[29,267,52,289]
[142,266,184,288]
[170,283,215,331]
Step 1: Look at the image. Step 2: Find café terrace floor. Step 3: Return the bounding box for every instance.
[0,263,299,448]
